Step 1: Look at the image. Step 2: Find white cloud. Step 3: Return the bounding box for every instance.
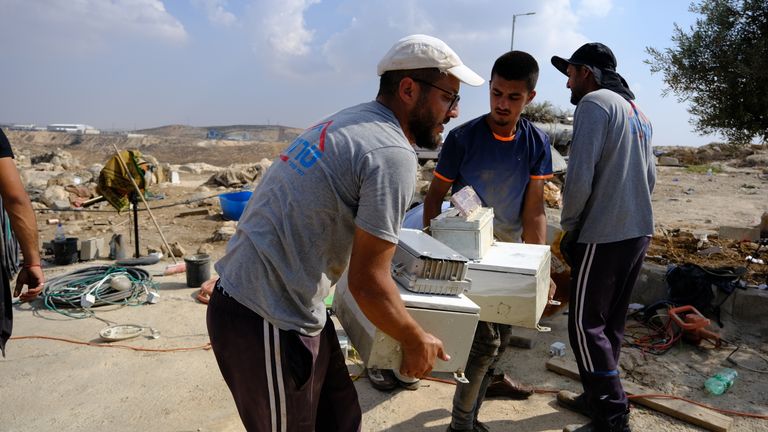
[578,0,613,18]
[0,0,187,54]
[192,0,237,26]
[238,0,593,84]
[247,0,319,57]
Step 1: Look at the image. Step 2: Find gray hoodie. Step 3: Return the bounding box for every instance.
[560,89,655,243]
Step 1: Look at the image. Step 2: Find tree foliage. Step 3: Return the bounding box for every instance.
[522,101,572,123]
[646,0,768,143]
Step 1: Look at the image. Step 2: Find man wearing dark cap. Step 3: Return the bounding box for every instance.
[207,34,484,431]
[550,43,655,432]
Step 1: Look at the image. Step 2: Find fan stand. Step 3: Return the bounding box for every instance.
[130,192,141,258]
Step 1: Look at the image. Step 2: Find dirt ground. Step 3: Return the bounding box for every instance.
[1,136,767,431]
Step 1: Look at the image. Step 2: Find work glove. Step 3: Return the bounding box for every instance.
[559,230,580,268]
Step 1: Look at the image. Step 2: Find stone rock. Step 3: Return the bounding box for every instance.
[32,150,78,170]
[658,156,680,166]
[213,225,237,242]
[50,199,71,210]
[161,242,186,258]
[257,158,273,171]
[197,244,214,255]
[206,164,266,188]
[33,162,56,171]
[544,181,562,208]
[47,171,93,187]
[41,185,70,208]
[21,170,57,189]
[177,163,221,174]
[719,225,761,241]
[744,153,768,167]
[87,163,104,179]
[416,180,430,196]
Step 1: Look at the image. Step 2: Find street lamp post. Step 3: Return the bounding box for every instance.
[511,11,536,51]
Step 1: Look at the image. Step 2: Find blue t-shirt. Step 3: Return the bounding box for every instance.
[435,116,553,241]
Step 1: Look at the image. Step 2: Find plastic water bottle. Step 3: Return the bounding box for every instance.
[54,223,66,242]
[704,368,738,395]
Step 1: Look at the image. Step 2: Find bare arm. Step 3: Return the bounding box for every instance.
[520,178,547,245]
[521,178,558,301]
[0,158,44,300]
[422,177,452,229]
[347,227,449,378]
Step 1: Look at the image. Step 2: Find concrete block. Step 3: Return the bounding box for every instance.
[718,226,761,241]
[80,237,104,261]
[630,262,668,306]
[725,288,768,322]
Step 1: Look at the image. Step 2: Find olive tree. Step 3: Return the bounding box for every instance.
[646,0,768,143]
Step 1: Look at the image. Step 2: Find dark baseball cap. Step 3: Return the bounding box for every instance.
[551,42,617,75]
[551,42,635,100]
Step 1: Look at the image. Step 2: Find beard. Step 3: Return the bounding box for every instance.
[489,110,511,128]
[570,89,584,105]
[408,99,443,150]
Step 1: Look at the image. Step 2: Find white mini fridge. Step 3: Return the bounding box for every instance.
[333,272,479,375]
[464,242,551,329]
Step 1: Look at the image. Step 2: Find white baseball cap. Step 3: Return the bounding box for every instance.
[377,34,484,86]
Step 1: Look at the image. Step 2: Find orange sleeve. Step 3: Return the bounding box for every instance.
[433,171,455,183]
[530,174,554,180]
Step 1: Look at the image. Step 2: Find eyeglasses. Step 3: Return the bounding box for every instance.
[411,78,460,113]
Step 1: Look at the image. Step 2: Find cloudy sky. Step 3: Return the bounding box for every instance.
[0,0,718,146]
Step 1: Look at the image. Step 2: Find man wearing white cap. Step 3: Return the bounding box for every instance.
[207,34,483,431]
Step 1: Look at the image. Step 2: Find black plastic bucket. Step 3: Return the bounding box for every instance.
[184,254,211,288]
[53,237,79,265]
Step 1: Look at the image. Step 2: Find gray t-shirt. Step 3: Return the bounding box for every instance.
[560,89,656,243]
[215,101,417,336]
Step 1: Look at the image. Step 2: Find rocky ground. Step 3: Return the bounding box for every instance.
[1,129,767,431]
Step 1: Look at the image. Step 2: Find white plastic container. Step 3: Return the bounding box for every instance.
[332,270,479,373]
[430,207,494,260]
[464,242,551,329]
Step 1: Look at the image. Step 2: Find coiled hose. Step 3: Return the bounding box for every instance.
[43,266,157,318]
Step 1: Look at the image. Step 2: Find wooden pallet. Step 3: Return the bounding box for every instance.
[546,357,733,432]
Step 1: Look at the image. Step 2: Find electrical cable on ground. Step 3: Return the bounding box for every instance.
[9,335,210,352]
[43,265,158,319]
[14,332,765,420]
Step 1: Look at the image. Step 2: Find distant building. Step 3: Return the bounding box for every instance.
[47,123,100,134]
[9,123,37,131]
[207,129,222,139]
[223,131,251,141]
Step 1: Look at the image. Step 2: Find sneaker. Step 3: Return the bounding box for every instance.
[484,373,534,400]
[393,369,421,391]
[366,368,397,392]
[557,390,591,417]
[474,420,491,432]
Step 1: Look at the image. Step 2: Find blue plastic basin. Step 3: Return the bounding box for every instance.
[219,191,253,221]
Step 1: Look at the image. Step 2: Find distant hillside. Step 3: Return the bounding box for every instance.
[136,124,303,142]
[4,124,304,166]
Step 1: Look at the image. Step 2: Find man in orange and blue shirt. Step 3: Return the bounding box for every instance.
[423,51,553,432]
